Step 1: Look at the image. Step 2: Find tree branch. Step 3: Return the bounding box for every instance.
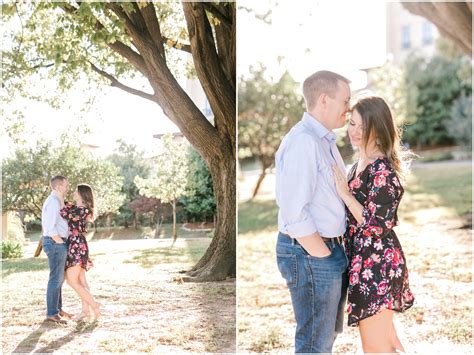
[140,3,166,60]
[202,2,232,29]
[59,2,149,75]
[88,61,156,102]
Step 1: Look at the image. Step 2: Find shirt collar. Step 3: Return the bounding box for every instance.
[302,112,337,144]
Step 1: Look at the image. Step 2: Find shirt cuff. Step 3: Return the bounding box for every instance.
[286,218,318,238]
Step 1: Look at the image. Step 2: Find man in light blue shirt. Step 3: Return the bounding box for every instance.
[275,70,351,353]
[41,175,72,323]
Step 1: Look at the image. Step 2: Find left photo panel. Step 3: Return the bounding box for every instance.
[1,1,236,353]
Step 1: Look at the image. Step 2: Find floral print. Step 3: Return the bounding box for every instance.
[344,157,414,326]
[60,203,93,271]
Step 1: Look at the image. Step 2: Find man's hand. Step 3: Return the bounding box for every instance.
[52,235,64,244]
[296,232,331,258]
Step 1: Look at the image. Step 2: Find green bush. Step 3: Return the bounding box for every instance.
[1,240,23,259]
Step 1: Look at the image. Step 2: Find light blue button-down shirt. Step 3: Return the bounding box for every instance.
[41,192,68,239]
[275,112,347,238]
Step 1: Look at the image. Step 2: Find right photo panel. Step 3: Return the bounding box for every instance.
[237,1,472,353]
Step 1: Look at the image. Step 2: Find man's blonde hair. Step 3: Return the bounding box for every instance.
[302,70,350,111]
[50,175,67,189]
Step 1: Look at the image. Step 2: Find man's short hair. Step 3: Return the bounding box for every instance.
[302,70,351,111]
[50,175,68,189]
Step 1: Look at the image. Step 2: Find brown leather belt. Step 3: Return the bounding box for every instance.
[281,233,343,245]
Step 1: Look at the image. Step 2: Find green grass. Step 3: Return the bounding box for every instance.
[123,239,209,268]
[26,224,210,243]
[401,164,472,219]
[2,257,49,278]
[238,200,277,235]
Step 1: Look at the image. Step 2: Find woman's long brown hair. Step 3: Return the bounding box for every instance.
[77,184,96,221]
[352,96,414,181]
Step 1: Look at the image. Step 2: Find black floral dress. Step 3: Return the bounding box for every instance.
[344,157,414,326]
[60,203,93,271]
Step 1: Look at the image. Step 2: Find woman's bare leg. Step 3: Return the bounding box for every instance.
[66,265,101,319]
[79,269,91,316]
[359,309,399,353]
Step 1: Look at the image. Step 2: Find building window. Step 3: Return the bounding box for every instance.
[422,22,433,45]
[402,25,411,49]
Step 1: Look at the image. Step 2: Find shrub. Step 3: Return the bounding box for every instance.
[1,240,23,259]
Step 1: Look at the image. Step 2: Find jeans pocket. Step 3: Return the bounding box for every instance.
[277,253,297,289]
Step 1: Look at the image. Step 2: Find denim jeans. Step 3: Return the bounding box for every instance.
[42,236,67,317]
[276,232,349,353]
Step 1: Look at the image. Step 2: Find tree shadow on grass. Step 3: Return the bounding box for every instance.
[12,320,98,354]
[2,257,49,278]
[123,240,208,269]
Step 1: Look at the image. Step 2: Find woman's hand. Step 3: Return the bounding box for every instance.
[332,165,350,199]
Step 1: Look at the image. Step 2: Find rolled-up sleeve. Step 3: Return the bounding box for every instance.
[42,198,60,237]
[277,134,319,238]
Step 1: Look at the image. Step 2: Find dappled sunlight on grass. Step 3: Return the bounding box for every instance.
[2,236,235,353]
[123,238,209,268]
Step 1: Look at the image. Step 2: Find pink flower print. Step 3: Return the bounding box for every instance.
[349,272,360,285]
[384,248,394,262]
[373,240,383,251]
[374,174,386,187]
[362,269,373,281]
[385,220,393,229]
[369,225,383,236]
[363,258,374,268]
[377,280,389,295]
[370,253,381,263]
[368,201,377,214]
[351,177,361,189]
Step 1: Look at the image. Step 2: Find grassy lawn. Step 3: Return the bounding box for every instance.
[2,237,235,353]
[238,162,472,353]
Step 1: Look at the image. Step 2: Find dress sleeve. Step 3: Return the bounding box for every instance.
[358,161,403,238]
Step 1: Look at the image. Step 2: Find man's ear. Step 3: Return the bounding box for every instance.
[319,93,327,109]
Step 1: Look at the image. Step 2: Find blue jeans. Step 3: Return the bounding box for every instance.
[276,232,349,353]
[42,236,67,317]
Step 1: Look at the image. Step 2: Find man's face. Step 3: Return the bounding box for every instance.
[326,81,351,129]
[58,180,69,197]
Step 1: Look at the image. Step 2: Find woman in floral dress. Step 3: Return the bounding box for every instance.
[332,96,414,353]
[60,184,101,320]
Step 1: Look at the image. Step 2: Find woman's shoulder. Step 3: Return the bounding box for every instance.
[368,157,403,190]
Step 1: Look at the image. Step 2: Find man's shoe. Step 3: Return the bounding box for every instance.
[46,315,67,324]
[59,310,74,319]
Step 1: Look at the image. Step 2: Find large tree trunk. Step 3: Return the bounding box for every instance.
[57,1,236,281]
[183,150,236,281]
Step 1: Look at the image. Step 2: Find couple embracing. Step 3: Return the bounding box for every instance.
[41,176,101,323]
[276,71,415,353]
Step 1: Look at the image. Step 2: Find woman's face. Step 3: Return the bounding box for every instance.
[348,109,364,148]
[73,189,81,204]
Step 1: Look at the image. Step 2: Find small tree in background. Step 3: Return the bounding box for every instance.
[135,134,189,246]
[448,94,472,151]
[239,66,304,199]
[180,148,216,223]
[107,141,152,228]
[2,140,125,222]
